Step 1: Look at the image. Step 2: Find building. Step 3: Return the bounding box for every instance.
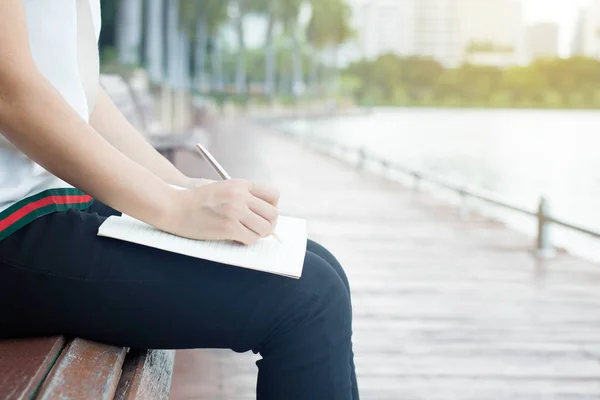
[414,0,463,67]
[351,0,416,60]
[525,23,559,61]
[572,3,590,57]
[572,8,585,56]
[572,1,600,58]
[412,0,523,67]
[347,0,524,67]
[459,0,525,67]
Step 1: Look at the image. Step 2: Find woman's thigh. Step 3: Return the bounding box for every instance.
[0,207,351,352]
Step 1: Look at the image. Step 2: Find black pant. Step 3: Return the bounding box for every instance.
[0,201,358,400]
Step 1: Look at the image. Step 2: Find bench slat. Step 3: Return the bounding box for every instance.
[36,339,127,400]
[114,349,175,400]
[0,336,65,399]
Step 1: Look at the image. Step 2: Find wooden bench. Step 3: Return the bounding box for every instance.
[100,73,202,163]
[0,73,182,399]
[0,337,174,399]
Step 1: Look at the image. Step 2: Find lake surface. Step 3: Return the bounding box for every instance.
[275,108,600,261]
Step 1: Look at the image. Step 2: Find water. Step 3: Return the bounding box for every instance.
[275,108,600,262]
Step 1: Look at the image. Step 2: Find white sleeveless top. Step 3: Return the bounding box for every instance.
[0,0,101,240]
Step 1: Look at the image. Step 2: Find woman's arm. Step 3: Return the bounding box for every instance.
[0,1,178,229]
[0,0,278,245]
[90,87,197,188]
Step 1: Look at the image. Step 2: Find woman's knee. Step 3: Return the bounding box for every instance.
[252,253,352,358]
[298,252,352,328]
[306,240,351,295]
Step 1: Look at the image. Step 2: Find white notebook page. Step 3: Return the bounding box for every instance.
[98,214,307,278]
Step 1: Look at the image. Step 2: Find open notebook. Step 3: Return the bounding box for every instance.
[98,214,307,278]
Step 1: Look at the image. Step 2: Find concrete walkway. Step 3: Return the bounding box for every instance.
[169,118,600,400]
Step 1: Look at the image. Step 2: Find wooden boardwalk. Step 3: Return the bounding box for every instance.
[169,118,600,400]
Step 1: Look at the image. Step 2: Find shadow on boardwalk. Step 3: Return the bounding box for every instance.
[169,118,600,400]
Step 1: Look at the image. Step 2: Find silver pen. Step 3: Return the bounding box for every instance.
[196,144,281,243]
[196,143,232,180]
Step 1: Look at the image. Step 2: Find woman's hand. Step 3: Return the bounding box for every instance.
[162,179,280,245]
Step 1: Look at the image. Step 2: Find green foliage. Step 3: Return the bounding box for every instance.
[466,41,514,54]
[568,91,587,108]
[100,46,119,66]
[392,87,411,106]
[179,0,229,35]
[593,91,600,107]
[540,90,563,108]
[343,54,600,109]
[338,75,361,95]
[489,91,513,108]
[307,0,353,48]
[103,0,355,101]
[278,0,304,28]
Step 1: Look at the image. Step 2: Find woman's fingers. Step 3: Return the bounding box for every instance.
[240,207,273,239]
[211,180,280,244]
[248,198,278,230]
[234,221,262,245]
[249,182,280,207]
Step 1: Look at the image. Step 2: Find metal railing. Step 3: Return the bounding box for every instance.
[299,134,600,258]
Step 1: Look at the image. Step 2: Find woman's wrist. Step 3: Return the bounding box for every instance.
[152,183,183,231]
[187,178,216,188]
[162,174,216,190]
[163,173,193,190]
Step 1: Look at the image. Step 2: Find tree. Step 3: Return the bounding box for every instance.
[115,0,143,65]
[308,0,353,48]
[279,0,306,97]
[264,3,277,97]
[245,0,304,98]
[253,0,283,98]
[145,0,164,83]
[307,0,353,93]
[179,0,229,92]
[165,0,189,89]
[502,66,548,101]
[231,1,249,94]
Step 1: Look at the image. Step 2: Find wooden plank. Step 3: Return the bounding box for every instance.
[0,336,65,399]
[36,338,127,400]
[114,349,175,400]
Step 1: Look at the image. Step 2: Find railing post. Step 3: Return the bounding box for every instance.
[536,196,556,259]
[381,160,390,178]
[314,137,324,153]
[357,147,367,169]
[412,171,422,191]
[458,188,469,220]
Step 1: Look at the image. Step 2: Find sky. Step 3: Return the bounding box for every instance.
[523,0,590,23]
